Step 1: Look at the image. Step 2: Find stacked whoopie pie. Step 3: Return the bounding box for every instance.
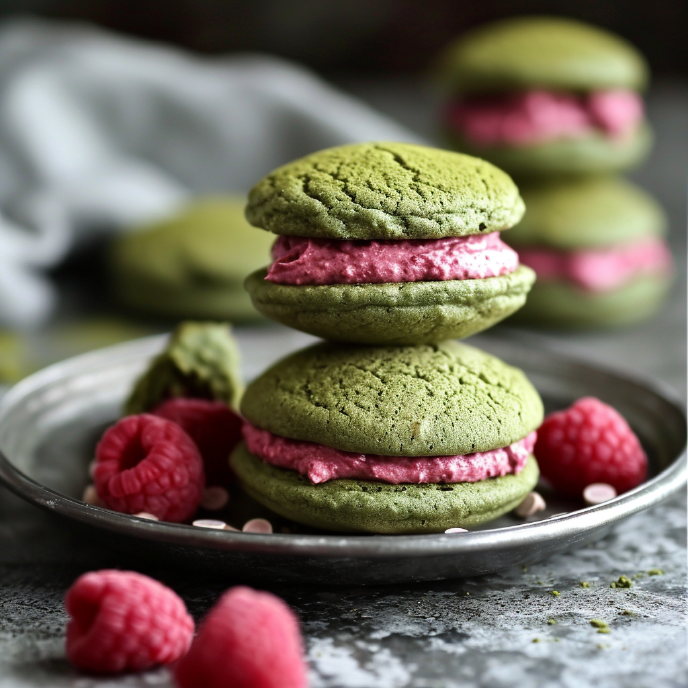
[508,176,672,328]
[231,142,544,534]
[435,16,651,177]
[434,16,672,327]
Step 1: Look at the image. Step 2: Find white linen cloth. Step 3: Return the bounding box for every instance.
[0,18,424,328]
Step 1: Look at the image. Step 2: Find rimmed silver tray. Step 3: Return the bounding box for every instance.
[0,333,684,584]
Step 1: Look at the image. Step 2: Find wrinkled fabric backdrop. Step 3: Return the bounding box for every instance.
[0,18,424,328]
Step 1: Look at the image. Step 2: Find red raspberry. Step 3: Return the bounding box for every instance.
[94,414,205,522]
[174,586,308,688]
[535,397,648,497]
[65,570,194,674]
[152,398,242,487]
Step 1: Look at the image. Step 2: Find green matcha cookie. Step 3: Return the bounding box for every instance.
[244,142,529,343]
[231,444,540,534]
[245,142,524,240]
[245,264,536,345]
[510,275,672,329]
[504,176,671,328]
[435,16,648,93]
[447,123,652,178]
[240,340,543,457]
[435,17,650,175]
[111,197,274,321]
[507,175,667,249]
[125,321,241,414]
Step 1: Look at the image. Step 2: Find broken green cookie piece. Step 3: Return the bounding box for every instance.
[125,321,241,414]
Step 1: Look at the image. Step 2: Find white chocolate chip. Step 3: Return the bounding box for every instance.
[82,485,102,507]
[515,491,546,518]
[134,512,159,521]
[445,527,468,534]
[583,483,617,505]
[242,518,273,534]
[193,519,227,529]
[201,486,229,511]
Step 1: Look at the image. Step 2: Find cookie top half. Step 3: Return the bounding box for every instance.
[241,340,543,457]
[436,16,648,93]
[507,176,666,250]
[245,142,524,240]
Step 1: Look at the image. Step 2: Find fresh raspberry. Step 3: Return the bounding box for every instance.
[152,398,242,487]
[94,414,205,522]
[535,397,648,497]
[65,570,194,674]
[174,586,308,688]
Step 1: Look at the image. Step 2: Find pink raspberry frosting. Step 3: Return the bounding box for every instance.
[445,89,644,147]
[243,422,536,485]
[517,237,672,292]
[266,233,519,285]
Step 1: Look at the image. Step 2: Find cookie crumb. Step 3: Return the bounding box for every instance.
[532,638,540,643]
[579,581,590,588]
[590,619,610,634]
[547,619,557,625]
[550,590,560,597]
[610,575,632,589]
[648,568,665,576]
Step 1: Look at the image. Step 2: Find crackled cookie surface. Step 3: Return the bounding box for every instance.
[245,142,524,240]
[240,340,543,457]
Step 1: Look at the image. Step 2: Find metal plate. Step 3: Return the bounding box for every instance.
[0,333,685,584]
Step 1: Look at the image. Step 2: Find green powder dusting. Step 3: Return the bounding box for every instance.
[610,575,633,589]
[648,569,665,576]
[579,581,590,588]
[550,590,560,597]
[590,619,610,634]
[547,619,557,625]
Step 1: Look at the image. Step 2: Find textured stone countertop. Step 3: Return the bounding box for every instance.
[0,81,686,687]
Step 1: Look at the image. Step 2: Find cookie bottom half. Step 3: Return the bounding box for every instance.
[244,265,535,345]
[230,443,540,534]
[445,123,652,177]
[508,273,671,329]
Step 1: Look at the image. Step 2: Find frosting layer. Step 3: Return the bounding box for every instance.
[243,422,536,485]
[266,233,519,285]
[445,89,643,147]
[518,237,672,292]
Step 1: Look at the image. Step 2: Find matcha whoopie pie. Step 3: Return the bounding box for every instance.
[435,17,651,176]
[244,142,535,345]
[231,340,543,534]
[111,197,274,321]
[505,176,672,328]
